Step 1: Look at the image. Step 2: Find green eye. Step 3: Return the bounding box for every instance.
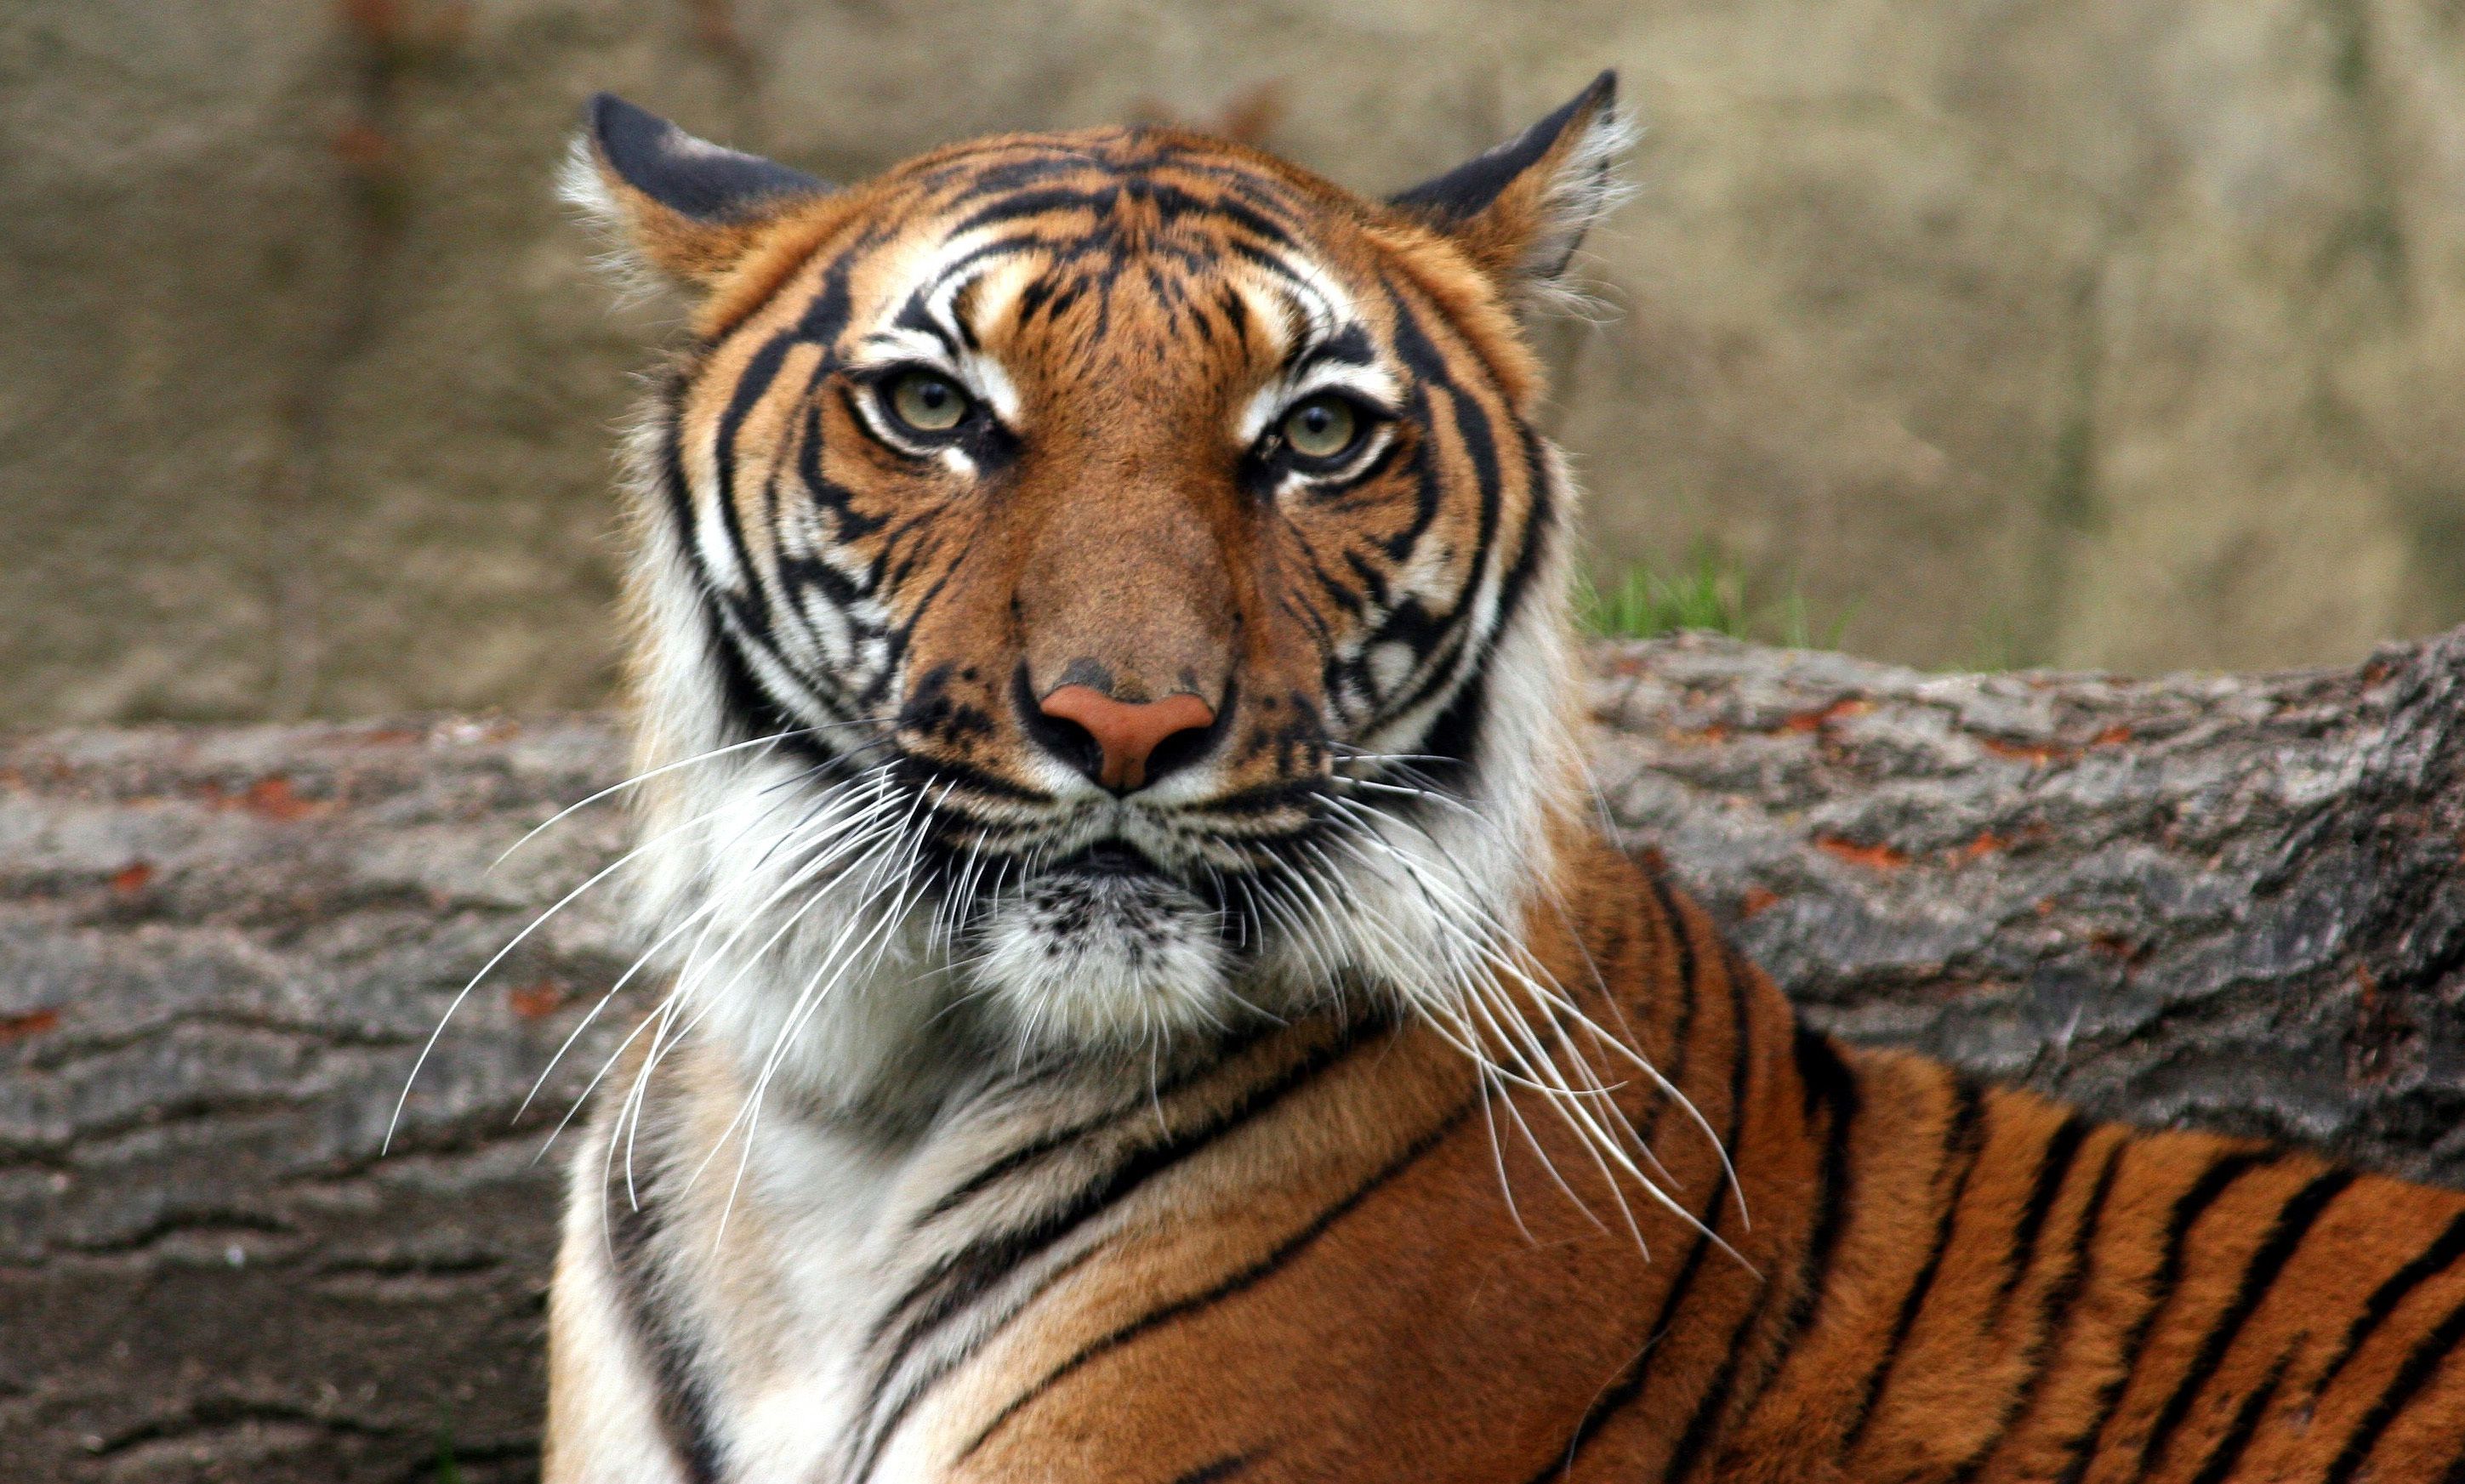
[885,369,970,435]
[1280,395,1362,463]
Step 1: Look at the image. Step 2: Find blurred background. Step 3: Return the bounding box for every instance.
[7,0,2465,726]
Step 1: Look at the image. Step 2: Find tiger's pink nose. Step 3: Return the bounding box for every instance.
[1034,685,1217,793]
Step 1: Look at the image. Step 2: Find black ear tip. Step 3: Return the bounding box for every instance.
[1522,71,1619,151]
[1570,70,1618,126]
[585,92,664,151]
[578,90,828,222]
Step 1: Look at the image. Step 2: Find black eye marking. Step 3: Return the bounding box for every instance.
[845,364,1018,469]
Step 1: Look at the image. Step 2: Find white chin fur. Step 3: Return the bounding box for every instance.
[971,871,1232,1053]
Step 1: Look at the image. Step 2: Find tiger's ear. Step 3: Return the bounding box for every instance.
[562,94,832,291]
[1389,71,1629,298]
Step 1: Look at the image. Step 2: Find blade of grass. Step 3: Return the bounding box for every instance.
[1581,539,1836,648]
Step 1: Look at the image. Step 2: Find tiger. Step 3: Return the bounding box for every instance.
[539,74,2465,1484]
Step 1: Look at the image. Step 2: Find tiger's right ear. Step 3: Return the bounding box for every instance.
[562,94,831,291]
[1388,72,1629,307]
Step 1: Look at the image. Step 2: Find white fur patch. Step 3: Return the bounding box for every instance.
[971,870,1231,1052]
[557,133,669,310]
[1518,102,1641,316]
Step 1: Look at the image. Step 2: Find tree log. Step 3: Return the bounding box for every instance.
[5,628,2462,1481]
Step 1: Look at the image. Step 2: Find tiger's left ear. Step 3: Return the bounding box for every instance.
[1389,71,1629,298]
[562,94,833,292]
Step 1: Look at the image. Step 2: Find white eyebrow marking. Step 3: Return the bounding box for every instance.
[1229,263,1398,448]
[849,243,1032,425]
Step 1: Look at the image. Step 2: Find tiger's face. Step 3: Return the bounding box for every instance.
[577,81,1625,1094]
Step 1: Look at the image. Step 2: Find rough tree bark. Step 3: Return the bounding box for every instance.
[4,628,2462,1482]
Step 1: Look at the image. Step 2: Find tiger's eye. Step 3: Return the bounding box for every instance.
[887,369,969,434]
[1281,395,1360,461]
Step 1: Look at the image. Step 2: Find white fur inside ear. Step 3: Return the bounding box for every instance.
[557,133,670,310]
[556,131,620,229]
[1521,105,1640,314]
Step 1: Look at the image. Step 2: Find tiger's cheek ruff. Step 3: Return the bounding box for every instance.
[1250,516,1588,1041]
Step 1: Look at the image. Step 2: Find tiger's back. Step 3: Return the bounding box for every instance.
[541,77,2465,1483]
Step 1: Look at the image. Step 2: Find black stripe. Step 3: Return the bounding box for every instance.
[851,1021,1381,1477]
[1647,882,1706,1095]
[2311,1208,2465,1398]
[1526,1180,1730,1484]
[915,149,1078,196]
[1790,1024,1856,1122]
[2047,1150,2269,1484]
[2184,1350,2292,1484]
[1188,775,1326,819]
[2321,1288,2465,1484]
[709,266,854,625]
[1990,1114,2089,1324]
[947,184,1119,237]
[655,378,698,561]
[1838,1080,1989,1454]
[873,1019,1374,1352]
[655,384,788,749]
[1535,937,1773,1482]
[918,234,1066,307]
[2137,1168,2355,1473]
[1659,1257,1787,1483]
[1517,981,1762,1484]
[1713,1025,1864,1436]
[955,1095,1484,1467]
[918,1026,1278,1225]
[1382,289,1482,562]
[1642,867,1700,999]
[1437,375,1502,572]
[1946,1135,2127,1484]
[1413,660,1490,781]
[1123,173,1300,247]
[792,404,885,540]
[1356,285,1516,758]
[1168,1453,1255,1484]
[658,391,803,738]
[1482,433,1555,640]
[896,743,1054,805]
[604,1134,725,1484]
[1362,601,1477,736]
[1292,537,1374,617]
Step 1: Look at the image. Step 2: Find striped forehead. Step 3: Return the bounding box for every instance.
[848,156,1381,390]
[948,240,1347,357]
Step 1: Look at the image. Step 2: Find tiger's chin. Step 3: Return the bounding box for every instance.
[967,854,1235,1054]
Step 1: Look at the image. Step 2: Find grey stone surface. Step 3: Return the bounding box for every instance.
[6,1,2465,726]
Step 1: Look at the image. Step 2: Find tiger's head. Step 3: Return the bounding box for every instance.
[572,78,1628,1109]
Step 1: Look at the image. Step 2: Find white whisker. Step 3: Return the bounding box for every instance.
[389,793,751,1153]
[487,723,851,873]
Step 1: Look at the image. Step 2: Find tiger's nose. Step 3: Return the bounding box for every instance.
[1031,685,1218,793]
